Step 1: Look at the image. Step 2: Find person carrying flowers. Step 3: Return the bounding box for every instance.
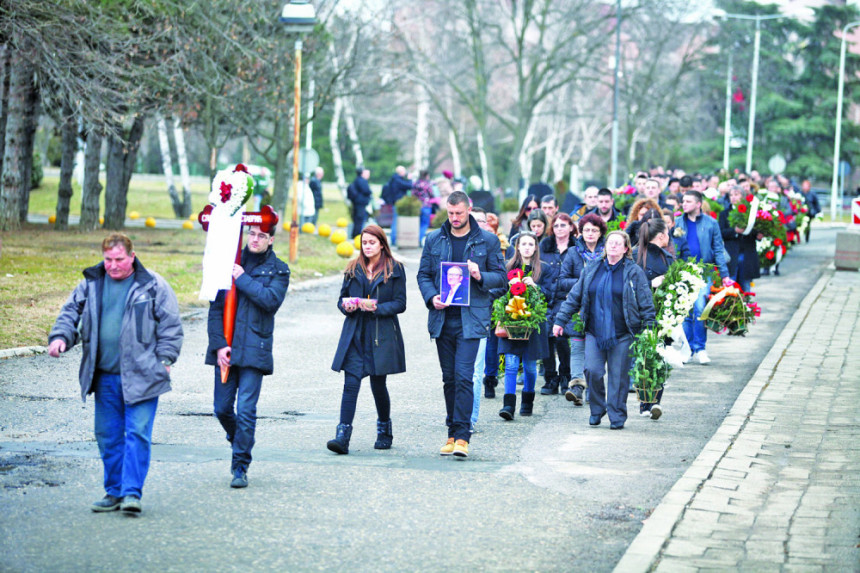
[552,231,655,430]
[720,185,762,293]
[494,232,554,420]
[327,225,406,455]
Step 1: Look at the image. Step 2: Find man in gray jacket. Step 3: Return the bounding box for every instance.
[48,233,183,515]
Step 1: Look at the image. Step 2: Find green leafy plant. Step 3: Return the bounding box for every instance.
[500,197,520,212]
[629,329,672,403]
[429,209,447,229]
[395,194,422,216]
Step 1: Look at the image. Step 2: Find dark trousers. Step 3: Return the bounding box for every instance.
[352,204,368,237]
[435,315,480,442]
[543,335,571,379]
[584,333,633,426]
[339,372,390,425]
[213,366,263,473]
[484,333,500,377]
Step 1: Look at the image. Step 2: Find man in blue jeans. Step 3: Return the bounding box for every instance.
[206,223,290,488]
[675,190,732,364]
[48,233,184,515]
[418,192,505,458]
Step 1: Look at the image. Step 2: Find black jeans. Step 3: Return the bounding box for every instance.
[339,372,390,425]
[543,335,571,379]
[434,315,480,442]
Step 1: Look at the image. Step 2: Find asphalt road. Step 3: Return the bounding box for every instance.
[0,227,838,572]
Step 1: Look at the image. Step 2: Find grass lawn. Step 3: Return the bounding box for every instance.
[2,175,361,349]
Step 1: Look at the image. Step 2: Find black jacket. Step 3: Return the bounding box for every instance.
[348,176,372,207]
[554,257,655,338]
[539,235,575,324]
[718,207,761,282]
[331,262,406,376]
[558,236,605,295]
[631,243,675,284]
[417,215,506,339]
[205,247,290,375]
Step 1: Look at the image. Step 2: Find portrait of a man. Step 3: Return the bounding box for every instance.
[440,262,470,306]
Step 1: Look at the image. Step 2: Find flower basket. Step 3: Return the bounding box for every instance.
[502,324,532,340]
[635,385,662,405]
[700,282,759,336]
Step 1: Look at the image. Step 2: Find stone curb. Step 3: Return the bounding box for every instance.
[612,266,834,573]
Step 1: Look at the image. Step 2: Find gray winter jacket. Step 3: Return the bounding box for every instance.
[49,258,184,404]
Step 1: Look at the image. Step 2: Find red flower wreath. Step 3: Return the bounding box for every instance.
[510,282,527,296]
[507,269,524,281]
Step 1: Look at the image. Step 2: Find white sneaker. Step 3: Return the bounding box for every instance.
[682,351,694,364]
[696,350,711,364]
[640,410,652,417]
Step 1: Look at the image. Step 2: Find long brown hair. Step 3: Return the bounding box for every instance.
[636,216,667,268]
[344,225,397,282]
[506,231,542,282]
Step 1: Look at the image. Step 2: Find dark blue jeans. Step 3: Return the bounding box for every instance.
[214,366,263,473]
[484,333,500,377]
[435,316,480,442]
[93,372,159,499]
[353,204,368,238]
[584,333,633,426]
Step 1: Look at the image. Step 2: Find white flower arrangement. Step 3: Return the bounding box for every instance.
[209,165,254,217]
[653,259,708,339]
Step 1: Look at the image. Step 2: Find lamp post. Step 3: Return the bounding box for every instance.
[723,50,733,172]
[609,0,621,188]
[280,0,317,263]
[830,21,860,222]
[715,12,784,174]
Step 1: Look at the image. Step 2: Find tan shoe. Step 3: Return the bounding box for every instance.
[452,439,469,458]
[439,437,456,456]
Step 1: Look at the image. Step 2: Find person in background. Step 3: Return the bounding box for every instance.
[625,198,662,247]
[571,186,598,222]
[587,188,621,224]
[509,194,539,238]
[412,170,435,246]
[383,166,413,246]
[553,231,655,430]
[526,209,550,239]
[540,194,559,222]
[675,190,733,365]
[468,207,496,432]
[719,185,762,293]
[538,213,577,396]
[49,233,184,515]
[327,225,406,455]
[800,179,820,243]
[309,167,325,226]
[468,175,496,214]
[347,167,372,237]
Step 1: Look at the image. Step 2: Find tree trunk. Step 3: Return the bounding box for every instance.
[17,75,40,223]
[0,45,10,179]
[0,42,35,231]
[343,98,363,167]
[79,129,103,232]
[55,100,77,230]
[413,86,430,169]
[156,114,182,218]
[329,97,347,196]
[104,115,145,230]
[172,116,192,217]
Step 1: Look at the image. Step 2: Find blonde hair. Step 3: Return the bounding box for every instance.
[603,230,633,260]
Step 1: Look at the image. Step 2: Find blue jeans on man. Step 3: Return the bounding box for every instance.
[470,337,487,427]
[390,210,399,246]
[93,373,159,499]
[435,315,480,442]
[419,206,433,245]
[682,284,709,354]
[214,366,263,473]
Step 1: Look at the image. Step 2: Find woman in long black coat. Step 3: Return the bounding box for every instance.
[719,185,761,293]
[327,225,406,455]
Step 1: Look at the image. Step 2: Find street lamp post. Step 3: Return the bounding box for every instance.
[830,21,860,222]
[280,0,317,263]
[609,0,621,188]
[723,50,733,172]
[716,12,784,174]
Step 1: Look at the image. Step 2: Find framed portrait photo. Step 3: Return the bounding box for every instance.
[440,262,470,306]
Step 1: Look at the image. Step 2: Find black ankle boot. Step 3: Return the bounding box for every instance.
[499,394,516,420]
[540,376,559,395]
[374,419,393,450]
[483,375,498,399]
[326,423,352,454]
[520,391,535,415]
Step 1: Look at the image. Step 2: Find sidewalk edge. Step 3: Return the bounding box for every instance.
[612,268,833,573]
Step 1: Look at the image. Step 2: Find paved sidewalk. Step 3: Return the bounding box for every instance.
[616,267,860,571]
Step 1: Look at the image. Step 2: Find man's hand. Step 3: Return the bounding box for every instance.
[651,275,665,288]
[552,325,564,337]
[432,294,449,310]
[466,259,481,282]
[48,339,66,358]
[232,264,244,279]
[217,346,231,368]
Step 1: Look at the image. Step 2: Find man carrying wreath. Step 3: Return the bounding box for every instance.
[205,221,289,489]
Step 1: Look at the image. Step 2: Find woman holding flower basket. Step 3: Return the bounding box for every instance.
[327,226,407,455]
[552,231,655,430]
[719,185,762,293]
[494,232,553,420]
